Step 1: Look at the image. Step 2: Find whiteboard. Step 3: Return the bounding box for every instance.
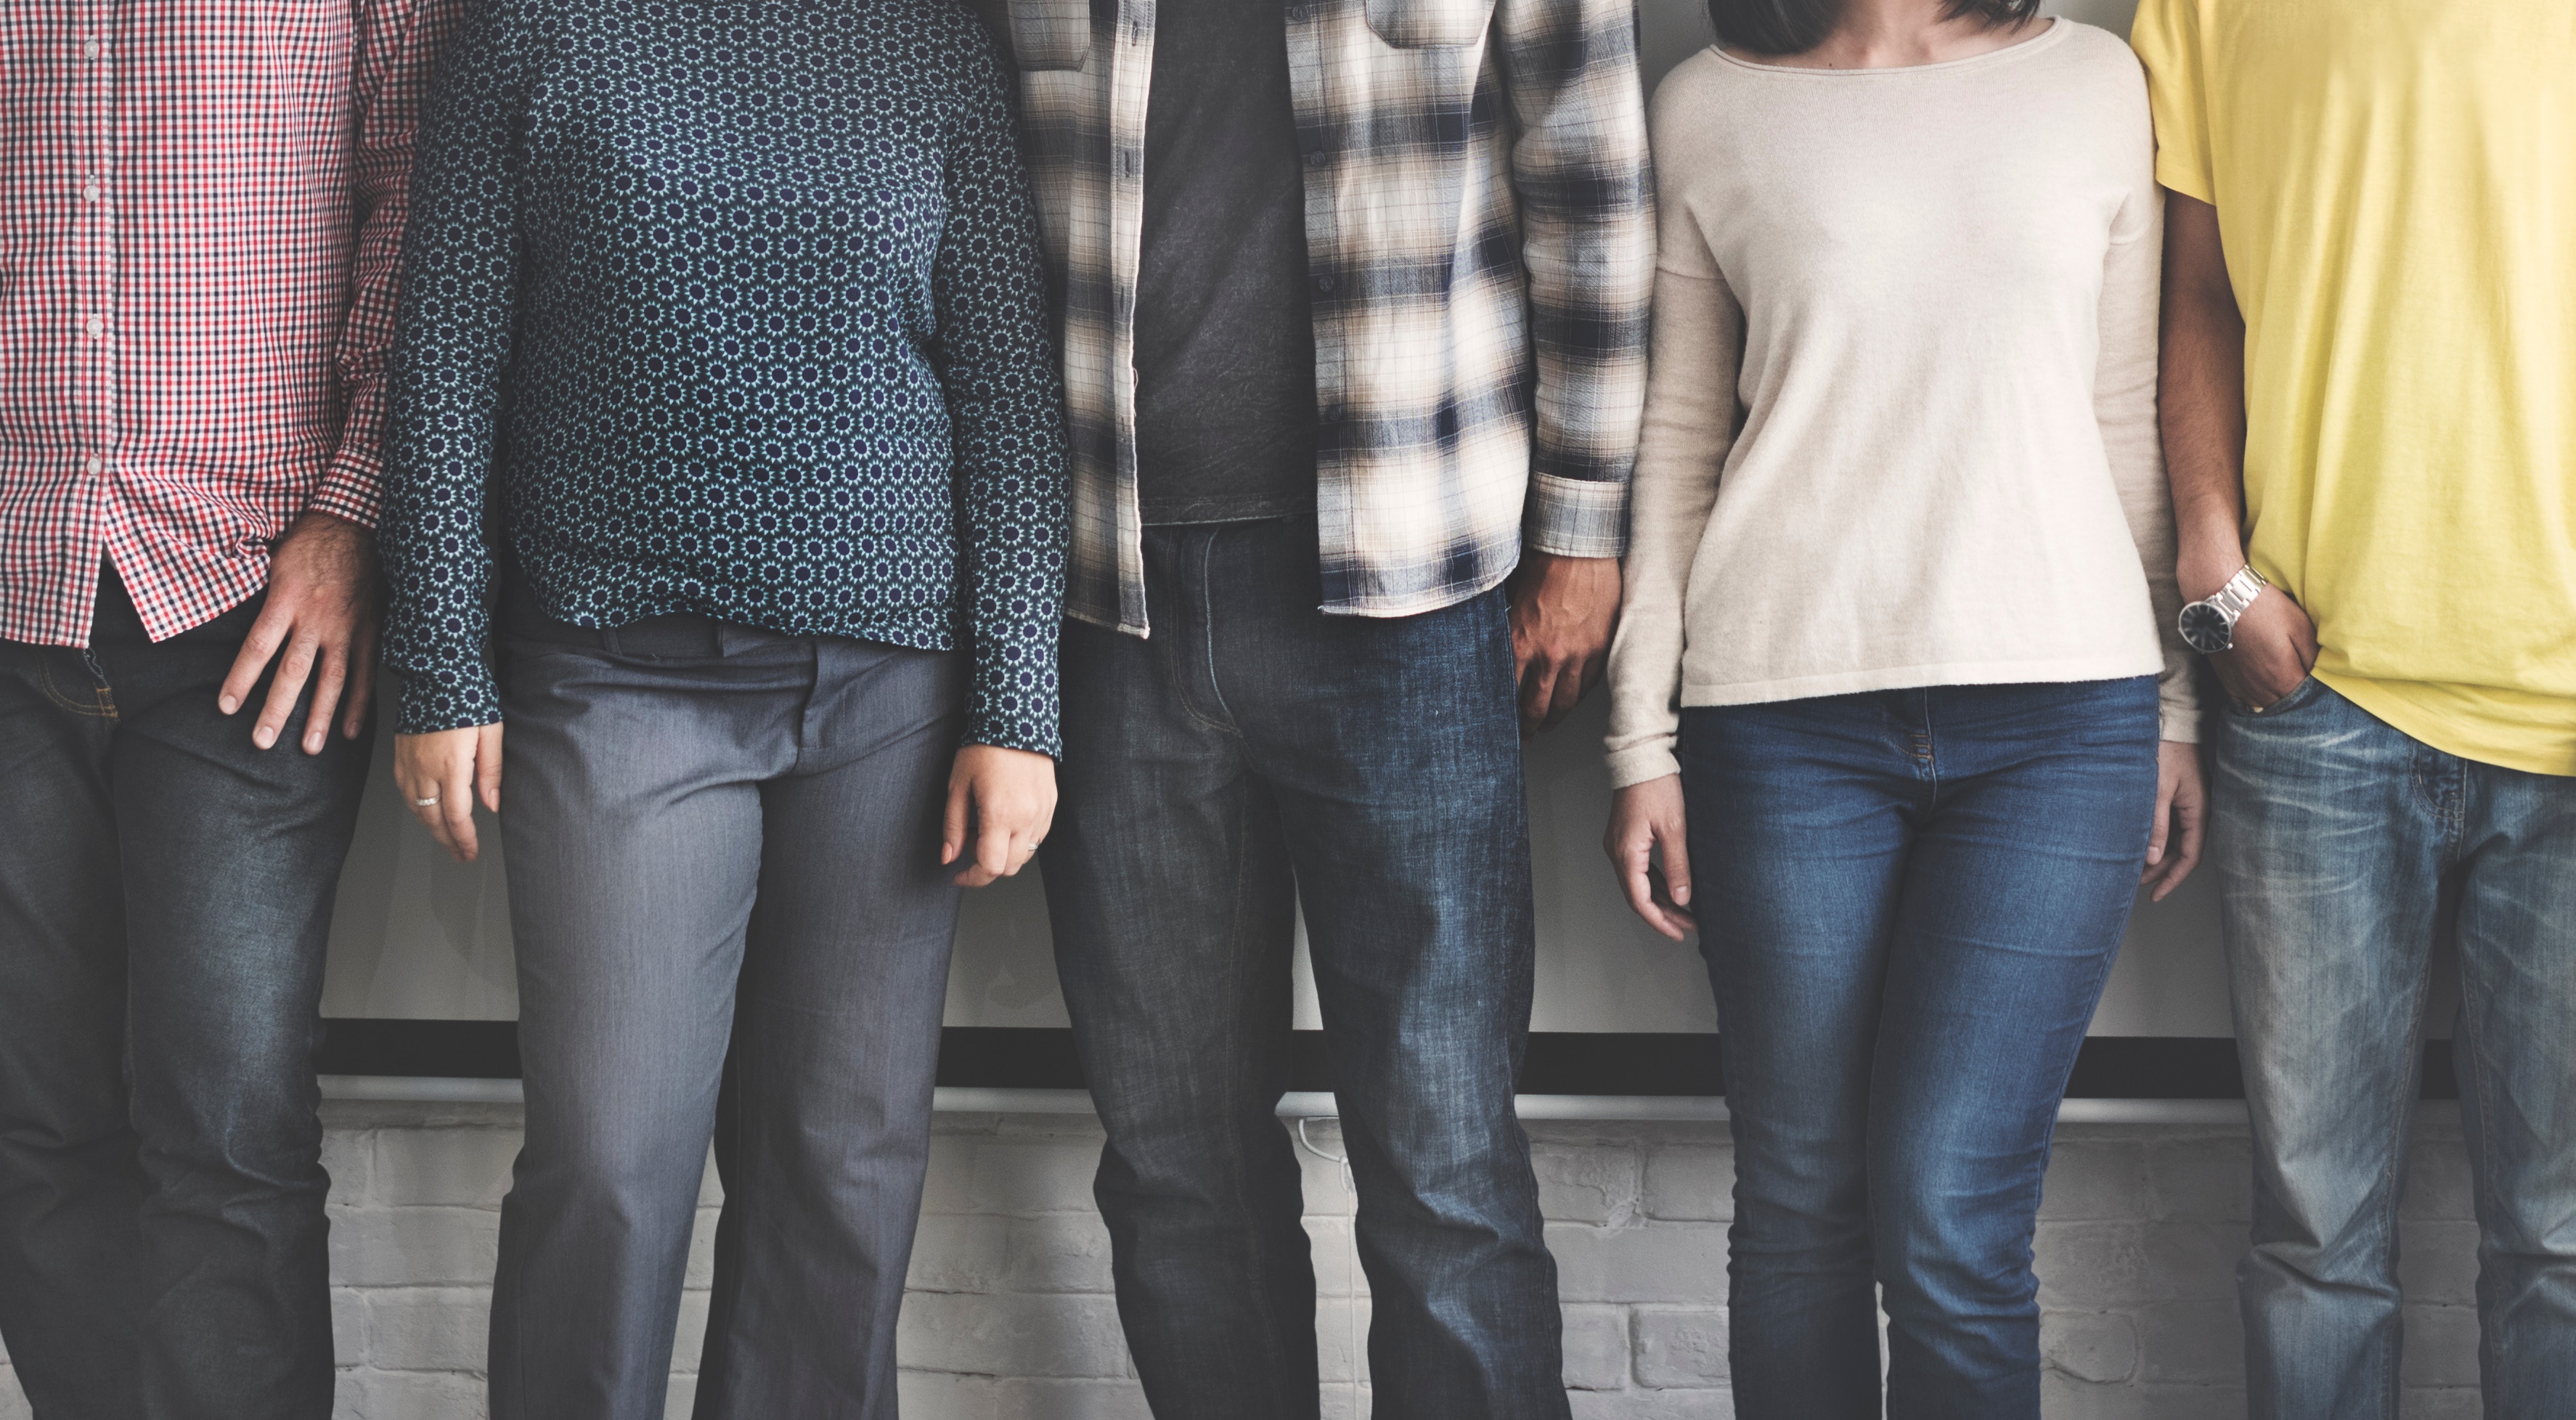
[325,0,2369,1047]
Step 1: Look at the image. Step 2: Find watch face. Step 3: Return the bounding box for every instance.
[2179,602,2233,654]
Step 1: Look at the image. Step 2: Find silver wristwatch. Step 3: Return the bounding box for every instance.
[2177,565,2268,654]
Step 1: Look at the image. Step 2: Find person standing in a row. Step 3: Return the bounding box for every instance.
[379,1,1067,1414]
[1605,0,2204,1413]
[988,0,1652,1411]
[0,3,460,1414]
[2133,2,2576,1415]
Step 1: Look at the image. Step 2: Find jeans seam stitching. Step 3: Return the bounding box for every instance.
[2379,947,2433,1420]
[2461,914,2511,1397]
[38,656,115,718]
[1194,528,1242,735]
[1220,775,1297,1411]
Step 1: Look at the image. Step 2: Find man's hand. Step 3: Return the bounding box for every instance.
[2142,740,2207,902]
[395,725,504,864]
[219,510,381,753]
[2211,588,2318,711]
[1603,774,1695,941]
[2182,551,2318,711]
[1509,552,1620,734]
[942,745,1058,887]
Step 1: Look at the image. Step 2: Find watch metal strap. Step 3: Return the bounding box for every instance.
[2210,564,2267,620]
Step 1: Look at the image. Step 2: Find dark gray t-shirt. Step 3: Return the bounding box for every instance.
[1131,0,1318,524]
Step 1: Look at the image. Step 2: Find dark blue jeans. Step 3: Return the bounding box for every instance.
[1678,680,2160,1419]
[1042,517,1566,1419]
[0,572,370,1420]
[2216,678,2576,1420]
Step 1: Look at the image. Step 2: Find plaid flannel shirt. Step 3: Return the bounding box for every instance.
[1000,0,1652,634]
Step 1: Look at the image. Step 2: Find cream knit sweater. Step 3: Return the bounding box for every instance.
[1605,21,2197,789]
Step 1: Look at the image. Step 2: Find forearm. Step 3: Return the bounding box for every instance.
[1605,266,1738,787]
[1497,0,1654,547]
[327,0,470,526]
[2157,192,2249,597]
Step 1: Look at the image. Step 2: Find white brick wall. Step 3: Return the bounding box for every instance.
[0,1103,2487,1419]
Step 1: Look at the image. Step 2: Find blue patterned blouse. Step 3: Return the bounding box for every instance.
[381,0,1068,754]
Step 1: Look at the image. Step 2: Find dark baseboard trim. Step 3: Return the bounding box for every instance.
[314,1021,2462,1101]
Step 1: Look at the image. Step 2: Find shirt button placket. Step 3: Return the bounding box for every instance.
[77,8,119,482]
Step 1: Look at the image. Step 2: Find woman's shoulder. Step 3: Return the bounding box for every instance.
[2042,20,2152,89]
[2032,20,2156,138]
[1645,46,1768,158]
[1650,45,1745,115]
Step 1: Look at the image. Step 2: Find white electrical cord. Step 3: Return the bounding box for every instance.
[1294,1116,1363,1415]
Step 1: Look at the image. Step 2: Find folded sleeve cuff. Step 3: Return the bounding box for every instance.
[309,450,388,531]
[1605,740,1681,791]
[1525,472,1629,561]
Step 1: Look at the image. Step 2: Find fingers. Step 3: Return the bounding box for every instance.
[1516,656,1554,730]
[395,729,491,865]
[252,634,321,750]
[2144,780,2173,868]
[1614,836,1688,942]
[342,622,378,740]
[475,723,505,813]
[1605,783,1693,942]
[439,748,481,862]
[218,605,291,720]
[940,772,971,867]
[301,644,347,755]
[2150,778,2208,902]
[1655,824,1692,910]
[959,813,1016,889]
[1519,653,1597,733]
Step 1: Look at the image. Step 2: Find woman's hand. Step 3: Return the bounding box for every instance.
[1604,774,1695,941]
[395,725,504,864]
[2141,738,2206,902]
[943,744,1058,887]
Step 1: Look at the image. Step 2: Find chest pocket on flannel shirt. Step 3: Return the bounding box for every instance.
[1364,0,1496,48]
[1008,0,1096,71]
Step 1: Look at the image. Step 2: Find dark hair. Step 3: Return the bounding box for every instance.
[1704,0,2044,58]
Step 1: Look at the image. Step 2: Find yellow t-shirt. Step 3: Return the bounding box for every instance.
[2130,0,2576,776]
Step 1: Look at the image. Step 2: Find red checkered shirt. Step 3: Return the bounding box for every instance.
[0,0,461,645]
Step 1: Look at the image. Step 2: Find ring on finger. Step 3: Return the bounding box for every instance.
[414,795,441,808]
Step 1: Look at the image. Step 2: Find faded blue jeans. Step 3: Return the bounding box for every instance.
[2217,677,2576,1420]
[1678,679,2161,1419]
[1041,516,1566,1420]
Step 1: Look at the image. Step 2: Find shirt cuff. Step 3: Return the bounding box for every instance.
[1605,740,1681,791]
[395,664,504,736]
[309,449,388,531]
[963,714,1061,761]
[1525,472,1629,561]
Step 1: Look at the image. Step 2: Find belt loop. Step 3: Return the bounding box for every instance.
[603,626,624,657]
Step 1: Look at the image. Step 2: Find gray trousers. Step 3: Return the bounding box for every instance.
[488,605,966,1420]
